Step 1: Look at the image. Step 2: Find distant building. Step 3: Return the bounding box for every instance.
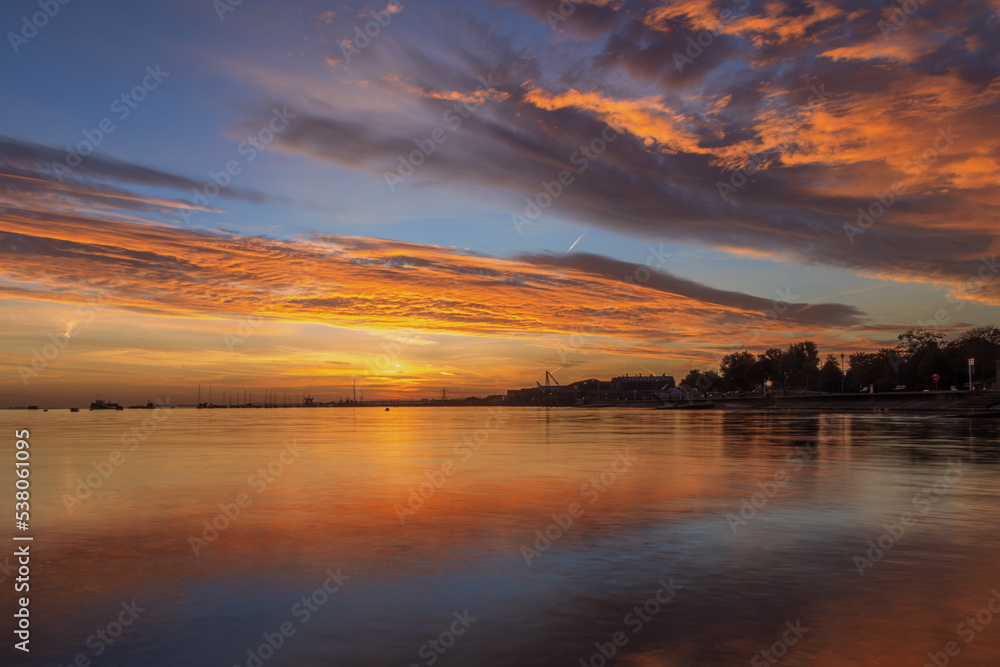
[505,373,675,405]
[606,373,675,401]
[611,373,675,392]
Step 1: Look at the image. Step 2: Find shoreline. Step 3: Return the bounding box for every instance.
[6,390,1000,414]
[649,389,1000,415]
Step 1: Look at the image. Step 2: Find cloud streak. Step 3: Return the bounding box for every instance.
[0,136,277,213]
[269,0,1000,304]
[0,157,869,350]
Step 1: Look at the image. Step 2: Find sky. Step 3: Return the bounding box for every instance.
[1,0,999,405]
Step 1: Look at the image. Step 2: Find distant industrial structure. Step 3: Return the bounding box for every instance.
[505,372,676,406]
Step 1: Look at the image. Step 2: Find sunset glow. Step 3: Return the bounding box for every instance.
[2,0,999,404]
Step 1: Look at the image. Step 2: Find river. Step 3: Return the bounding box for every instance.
[2,407,998,666]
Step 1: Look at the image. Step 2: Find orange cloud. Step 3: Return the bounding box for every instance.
[0,211,805,339]
[644,0,844,46]
[384,74,509,106]
[820,30,943,64]
[523,87,704,155]
[0,166,878,404]
[710,69,1000,200]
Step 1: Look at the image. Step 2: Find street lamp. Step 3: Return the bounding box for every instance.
[969,358,975,391]
[840,353,845,393]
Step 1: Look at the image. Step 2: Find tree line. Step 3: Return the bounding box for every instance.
[680,326,1000,393]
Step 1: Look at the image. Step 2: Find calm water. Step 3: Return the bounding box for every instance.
[3,407,999,666]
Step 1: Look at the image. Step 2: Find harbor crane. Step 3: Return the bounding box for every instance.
[536,371,561,390]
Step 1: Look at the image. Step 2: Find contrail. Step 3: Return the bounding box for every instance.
[564,232,586,255]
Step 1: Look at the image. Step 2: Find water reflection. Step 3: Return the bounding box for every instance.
[3,408,998,666]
